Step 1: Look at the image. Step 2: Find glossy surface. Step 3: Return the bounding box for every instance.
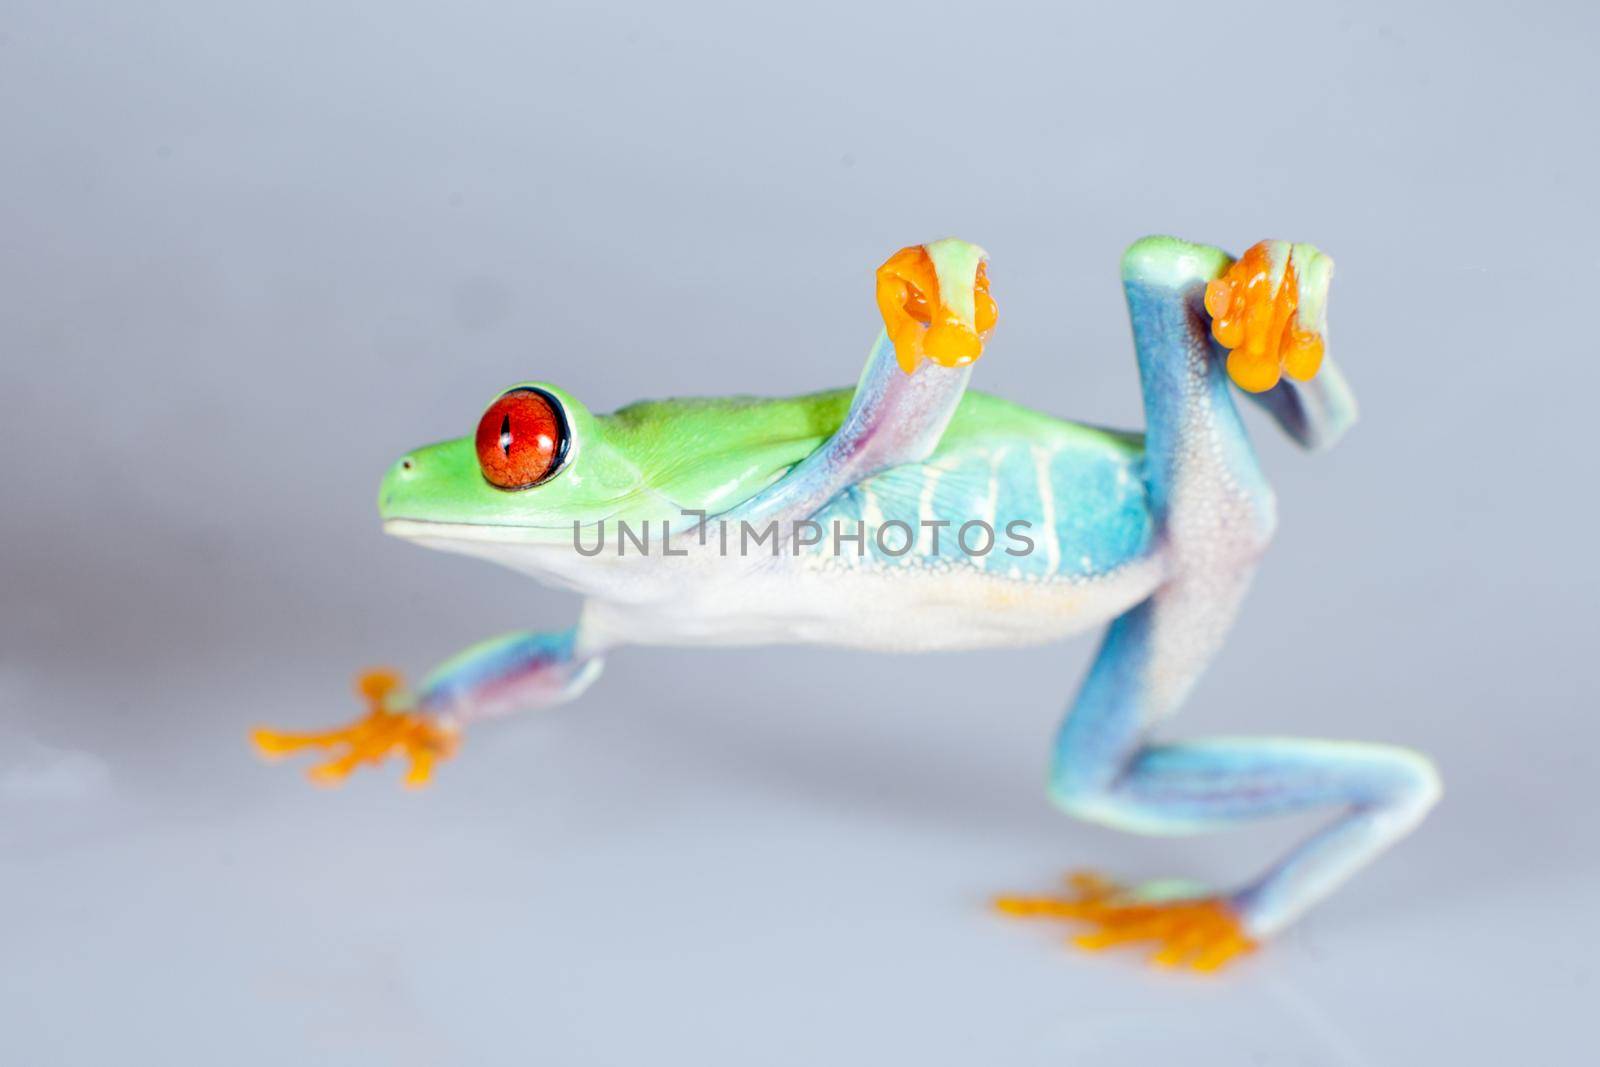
[875,242,996,372]
[474,388,566,490]
[1205,241,1329,393]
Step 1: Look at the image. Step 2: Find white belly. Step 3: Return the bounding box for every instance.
[384,519,1166,653]
[581,552,1167,653]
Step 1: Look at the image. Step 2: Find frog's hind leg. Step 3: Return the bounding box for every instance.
[999,588,1441,970]
[996,237,1440,971]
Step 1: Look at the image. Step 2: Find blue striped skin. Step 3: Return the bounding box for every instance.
[810,441,1155,579]
[706,319,1160,582]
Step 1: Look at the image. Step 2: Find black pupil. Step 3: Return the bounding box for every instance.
[499,414,513,456]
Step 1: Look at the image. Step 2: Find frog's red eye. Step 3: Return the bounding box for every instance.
[475,388,569,490]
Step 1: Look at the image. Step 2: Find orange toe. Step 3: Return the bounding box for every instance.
[875,244,996,373]
[252,669,458,788]
[996,871,1257,973]
[1206,240,1328,394]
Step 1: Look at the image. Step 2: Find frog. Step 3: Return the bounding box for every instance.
[256,235,1440,972]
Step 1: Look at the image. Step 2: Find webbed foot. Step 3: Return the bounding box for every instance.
[875,239,997,373]
[1205,240,1332,393]
[253,669,458,788]
[995,871,1257,973]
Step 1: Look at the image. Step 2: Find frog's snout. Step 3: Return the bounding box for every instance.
[378,453,422,517]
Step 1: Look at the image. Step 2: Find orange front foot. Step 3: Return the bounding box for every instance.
[996,871,1258,973]
[252,669,458,788]
[875,239,997,373]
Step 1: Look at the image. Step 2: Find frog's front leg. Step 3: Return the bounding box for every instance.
[722,238,996,533]
[255,625,603,786]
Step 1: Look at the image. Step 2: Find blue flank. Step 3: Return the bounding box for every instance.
[810,438,1155,579]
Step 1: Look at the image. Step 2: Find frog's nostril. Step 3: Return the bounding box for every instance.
[400,457,415,472]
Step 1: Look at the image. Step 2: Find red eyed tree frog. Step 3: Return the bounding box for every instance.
[257,236,1440,972]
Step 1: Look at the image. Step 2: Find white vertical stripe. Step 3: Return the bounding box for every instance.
[915,469,943,556]
[1032,446,1060,573]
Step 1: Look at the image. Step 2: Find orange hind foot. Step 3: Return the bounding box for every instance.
[995,871,1258,973]
[252,669,458,788]
[1204,240,1331,394]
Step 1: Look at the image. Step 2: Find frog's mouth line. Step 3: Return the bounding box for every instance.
[383,518,577,544]
[383,517,639,591]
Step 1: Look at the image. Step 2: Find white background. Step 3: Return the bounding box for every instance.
[3,2,1596,1063]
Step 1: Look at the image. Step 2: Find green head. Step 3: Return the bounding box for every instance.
[381,382,641,545]
[379,381,852,552]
